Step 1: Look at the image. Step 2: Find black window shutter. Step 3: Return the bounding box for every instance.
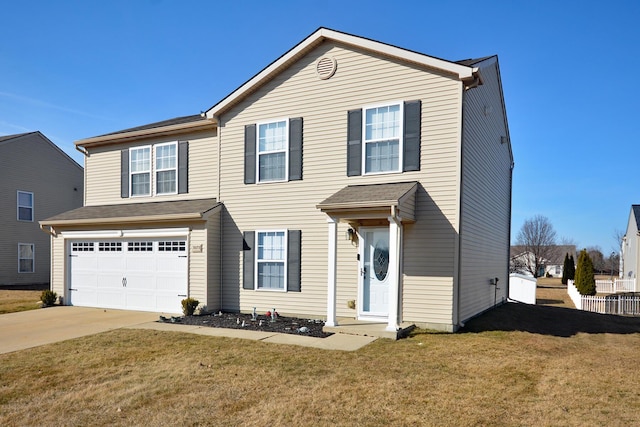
[347,109,362,176]
[288,117,303,181]
[121,149,129,198]
[178,141,189,194]
[244,124,256,184]
[403,100,421,172]
[243,231,255,290]
[287,230,301,292]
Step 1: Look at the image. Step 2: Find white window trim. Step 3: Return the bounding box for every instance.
[129,145,152,197]
[255,229,288,292]
[361,101,404,175]
[154,141,178,196]
[256,118,289,184]
[18,243,34,274]
[17,190,34,222]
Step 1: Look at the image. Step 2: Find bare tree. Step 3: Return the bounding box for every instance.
[515,215,558,278]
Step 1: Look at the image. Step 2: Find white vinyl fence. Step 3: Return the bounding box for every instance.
[568,280,640,315]
[595,278,636,294]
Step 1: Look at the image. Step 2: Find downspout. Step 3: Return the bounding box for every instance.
[506,159,514,303]
[214,115,224,311]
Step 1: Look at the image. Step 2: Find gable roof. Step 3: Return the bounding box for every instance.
[0,131,82,170]
[631,205,640,231]
[206,27,481,119]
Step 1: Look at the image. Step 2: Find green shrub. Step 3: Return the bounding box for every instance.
[40,290,57,307]
[575,249,596,296]
[181,297,199,316]
[561,253,569,285]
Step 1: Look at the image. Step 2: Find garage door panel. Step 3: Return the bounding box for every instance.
[68,237,188,313]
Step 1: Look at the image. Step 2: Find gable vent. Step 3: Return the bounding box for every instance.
[316,56,337,80]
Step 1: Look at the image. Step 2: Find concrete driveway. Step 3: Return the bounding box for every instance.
[0,306,159,355]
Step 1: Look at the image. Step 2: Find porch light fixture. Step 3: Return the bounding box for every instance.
[345,227,356,241]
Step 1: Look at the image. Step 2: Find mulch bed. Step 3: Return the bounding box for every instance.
[161,311,333,338]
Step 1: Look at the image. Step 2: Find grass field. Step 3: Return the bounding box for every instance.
[1,285,639,426]
[0,290,42,314]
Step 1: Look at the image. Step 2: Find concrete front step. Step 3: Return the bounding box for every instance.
[323,318,415,340]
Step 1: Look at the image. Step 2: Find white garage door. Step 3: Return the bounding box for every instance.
[68,238,188,313]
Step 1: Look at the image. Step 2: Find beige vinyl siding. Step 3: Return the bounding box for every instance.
[206,209,221,310]
[84,130,217,206]
[219,41,462,325]
[51,234,65,297]
[189,224,207,304]
[458,60,512,322]
[0,134,83,285]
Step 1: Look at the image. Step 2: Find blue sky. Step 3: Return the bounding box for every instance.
[1,0,638,253]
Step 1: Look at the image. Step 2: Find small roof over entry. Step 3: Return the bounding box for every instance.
[316,181,418,222]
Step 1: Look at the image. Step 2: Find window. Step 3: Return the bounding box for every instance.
[256,231,286,290]
[17,191,33,221]
[363,103,402,174]
[258,120,288,182]
[347,100,421,176]
[155,143,177,194]
[72,242,94,252]
[130,146,151,196]
[18,243,34,273]
[128,241,153,252]
[98,242,122,252]
[158,241,186,252]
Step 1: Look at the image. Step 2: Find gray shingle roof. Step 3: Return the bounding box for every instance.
[96,114,206,138]
[317,182,418,209]
[632,205,640,231]
[41,198,219,225]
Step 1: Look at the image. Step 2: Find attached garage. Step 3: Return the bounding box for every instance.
[40,199,221,314]
[68,237,188,312]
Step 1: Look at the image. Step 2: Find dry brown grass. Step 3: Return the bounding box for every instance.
[0,290,42,314]
[2,286,640,426]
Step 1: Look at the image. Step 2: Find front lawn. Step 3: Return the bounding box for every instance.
[1,287,639,426]
[0,290,42,314]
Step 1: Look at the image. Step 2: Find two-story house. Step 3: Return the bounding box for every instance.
[41,28,513,332]
[1,131,83,287]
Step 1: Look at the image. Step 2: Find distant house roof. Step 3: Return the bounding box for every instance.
[510,245,576,265]
[41,198,220,226]
[632,205,640,231]
[0,131,82,170]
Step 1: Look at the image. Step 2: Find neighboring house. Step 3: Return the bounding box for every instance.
[621,205,640,280]
[41,28,513,332]
[510,245,576,278]
[0,132,83,286]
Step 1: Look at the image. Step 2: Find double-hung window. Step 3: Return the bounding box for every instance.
[18,243,34,273]
[257,120,288,182]
[130,146,151,196]
[347,100,421,176]
[17,191,33,221]
[155,142,177,194]
[363,103,402,174]
[256,231,287,290]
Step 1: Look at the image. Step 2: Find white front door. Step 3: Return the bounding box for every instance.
[360,227,389,318]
